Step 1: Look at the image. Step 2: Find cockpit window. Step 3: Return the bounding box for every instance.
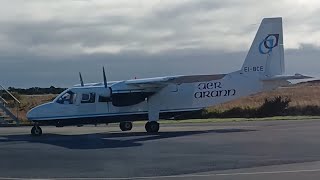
[56,91,76,104]
[81,93,96,103]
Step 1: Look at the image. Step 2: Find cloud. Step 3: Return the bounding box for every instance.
[0,0,319,87]
[1,0,320,55]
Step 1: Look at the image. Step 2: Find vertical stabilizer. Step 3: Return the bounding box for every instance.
[241,17,284,77]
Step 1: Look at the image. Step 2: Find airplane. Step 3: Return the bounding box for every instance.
[27,17,311,136]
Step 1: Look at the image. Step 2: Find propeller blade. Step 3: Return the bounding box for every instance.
[103,66,107,88]
[79,72,84,87]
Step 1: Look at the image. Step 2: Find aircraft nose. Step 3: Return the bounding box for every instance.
[27,108,37,120]
[27,102,53,121]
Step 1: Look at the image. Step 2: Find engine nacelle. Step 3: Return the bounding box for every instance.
[100,87,112,98]
[112,92,155,107]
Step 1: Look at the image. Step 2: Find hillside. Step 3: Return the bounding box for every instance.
[210,81,320,111]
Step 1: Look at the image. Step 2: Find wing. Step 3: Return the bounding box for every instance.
[125,74,226,88]
[109,74,225,107]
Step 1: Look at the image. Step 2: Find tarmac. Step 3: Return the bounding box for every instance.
[1,119,320,179]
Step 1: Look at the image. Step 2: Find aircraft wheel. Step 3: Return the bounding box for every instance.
[145,121,159,133]
[31,126,42,136]
[120,122,133,131]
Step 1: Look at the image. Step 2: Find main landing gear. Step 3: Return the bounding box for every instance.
[31,125,42,136]
[119,121,160,133]
[119,122,133,131]
[145,121,160,133]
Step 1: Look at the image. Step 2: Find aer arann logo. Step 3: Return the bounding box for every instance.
[258,34,279,54]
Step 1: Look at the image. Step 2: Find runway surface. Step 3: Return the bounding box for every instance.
[1,119,320,179]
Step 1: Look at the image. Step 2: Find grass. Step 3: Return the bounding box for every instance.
[209,82,320,111]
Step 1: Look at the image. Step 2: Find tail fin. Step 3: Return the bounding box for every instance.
[241,17,284,77]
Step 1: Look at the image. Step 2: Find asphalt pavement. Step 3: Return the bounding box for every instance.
[1,119,320,179]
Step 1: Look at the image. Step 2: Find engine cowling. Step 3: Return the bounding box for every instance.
[101,87,112,98]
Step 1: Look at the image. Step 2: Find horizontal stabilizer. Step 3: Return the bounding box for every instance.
[261,73,313,81]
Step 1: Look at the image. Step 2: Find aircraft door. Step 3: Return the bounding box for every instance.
[75,93,81,106]
[77,92,97,115]
[55,91,78,116]
[96,94,111,113]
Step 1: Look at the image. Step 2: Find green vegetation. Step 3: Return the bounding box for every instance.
[174,96,320,120]
[6,86,66,95]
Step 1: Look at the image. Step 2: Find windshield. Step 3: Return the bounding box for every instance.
[56,91,76,104]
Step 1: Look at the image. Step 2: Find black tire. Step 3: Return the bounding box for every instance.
[31,126,42,136]
[145,121,159,133]
[145,122,151,132]
[120,122,133,131]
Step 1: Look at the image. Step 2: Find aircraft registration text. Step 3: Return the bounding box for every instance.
[243,66,264,72]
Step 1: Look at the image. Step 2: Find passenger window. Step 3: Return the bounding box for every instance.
[98,95,111,102]
[81,93,96,103]
[57,91,76,104]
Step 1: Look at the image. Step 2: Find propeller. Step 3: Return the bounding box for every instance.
[103,66,108,88]
[79,72,84,87]
[102,66,113,98]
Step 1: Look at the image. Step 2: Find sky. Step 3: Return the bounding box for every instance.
[0,0,320,88]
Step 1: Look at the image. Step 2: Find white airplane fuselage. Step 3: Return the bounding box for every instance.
[26,70,281,126]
